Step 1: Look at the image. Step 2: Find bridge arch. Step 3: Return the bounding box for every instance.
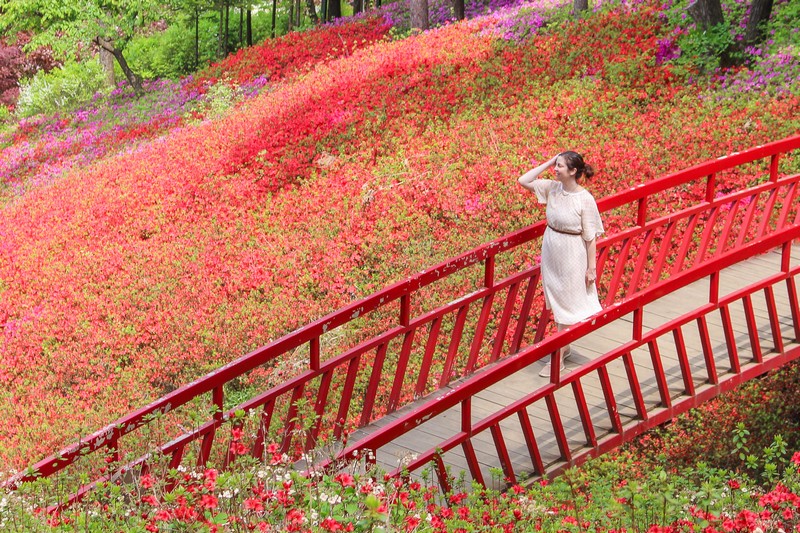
[9,135,800,508]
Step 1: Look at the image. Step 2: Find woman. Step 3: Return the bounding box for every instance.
[517,151,604,377]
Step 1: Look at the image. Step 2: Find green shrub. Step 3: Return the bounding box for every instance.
[15,60,108,118]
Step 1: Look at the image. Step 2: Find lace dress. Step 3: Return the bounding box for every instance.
[531,180,605,326]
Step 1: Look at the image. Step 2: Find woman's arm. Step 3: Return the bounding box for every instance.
[585,238,597,287]
[517,155,559,191]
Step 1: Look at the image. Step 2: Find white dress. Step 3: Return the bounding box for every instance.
[531,180,605,326]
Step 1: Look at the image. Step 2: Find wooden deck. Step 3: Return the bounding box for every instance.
[345,244,800,489]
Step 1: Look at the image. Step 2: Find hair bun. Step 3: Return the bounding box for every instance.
[583,163,595,180]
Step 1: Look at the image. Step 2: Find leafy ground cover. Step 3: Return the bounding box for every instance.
[1,0,800,528]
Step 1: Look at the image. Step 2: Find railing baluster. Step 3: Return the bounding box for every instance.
[735,193,760,248]
[252,398,275,459]
[361,344,388,426]
[764,286,784,354]
[716,197,742,256]
[743,294,763,363]
[705,172,716,203]
[198,427,216,467]
[306,370,334,451]
[606,237,634,304]
[490,424,516,484]
[628,229,657,295]
[517,408,545,476]
[491,283,520,361]
[623,352,648,421]
[673,327,696,396]
[769,153,780,182]
[434,453,451,495]
[165,445,186,492]
[485,255,495,288]
[696,316,718,385]
[462,439,484,486]
[757,189,779,239]
[598,366,622,433]
[545,393,571,462]
[719,305,741,374]
[388,331,418,413]
[776,182,797,229]
[334,356,360,441]
[416,318,442,396]
[280,385,306,454]
[647,339,671,408]
[466,294,495,373]
[310,337,320,371]
[650,221,678,285]
[671,214,700,275]
[439,305,470,387]
[571,380,597,447]
[697,206,721,264]
[510,272,540,354]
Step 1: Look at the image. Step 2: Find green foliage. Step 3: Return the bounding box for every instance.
[768,0,800,48]
[676,22,739,73]
[0,0,170,60]
[122,24,201,80]
[15,60,108,118]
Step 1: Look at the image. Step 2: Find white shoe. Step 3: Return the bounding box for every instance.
[539,358,566,377]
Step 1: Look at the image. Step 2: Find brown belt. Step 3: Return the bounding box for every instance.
[547,224,582,236]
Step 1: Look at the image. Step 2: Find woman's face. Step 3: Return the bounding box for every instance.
[553,156,577,182]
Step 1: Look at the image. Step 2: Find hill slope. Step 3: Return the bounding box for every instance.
[1,0,799,468]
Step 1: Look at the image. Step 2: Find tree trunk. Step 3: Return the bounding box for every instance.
[99,47,115,87]
[271,0,277,37]
[195,6,200,69]
[306,0,319,23]
[246,9,252,46]
[224,2,230,55]
[453,0,464,20]
[218,4,225,57]
[239,7,243,45]
[573,0,588,16]
[353,0,363,15]
[327,0,341,20]
[744,0,774,45]
[288,0,294,31]
[321,0,328,22]
[97,37,143,96]
[410,0,428,30]
[687,0,725,28]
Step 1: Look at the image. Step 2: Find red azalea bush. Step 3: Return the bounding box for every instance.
[188,15,393,89]
[0,0,799,481]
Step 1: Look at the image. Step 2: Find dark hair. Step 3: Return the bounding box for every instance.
[559,151,595,180]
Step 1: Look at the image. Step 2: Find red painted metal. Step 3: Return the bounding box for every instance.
[9,135,800,508]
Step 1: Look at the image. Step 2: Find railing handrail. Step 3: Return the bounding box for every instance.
[14,134,800,484]
[335,222,800,475]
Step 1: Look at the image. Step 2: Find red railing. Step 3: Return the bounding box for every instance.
[10,135,800,507]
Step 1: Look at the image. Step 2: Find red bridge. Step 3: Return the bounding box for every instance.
[12,135,800,507]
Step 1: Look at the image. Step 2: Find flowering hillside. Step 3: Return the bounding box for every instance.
[1,0,799,479]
